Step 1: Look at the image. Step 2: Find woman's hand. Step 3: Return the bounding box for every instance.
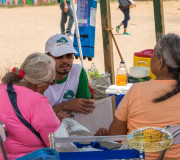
[56,111,70,122]
[95,128,109,136]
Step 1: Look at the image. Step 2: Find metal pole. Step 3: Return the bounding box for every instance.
[49,133,56,149]
[71,0,84,67]
[0,138,8,160]
[53,135,127,143]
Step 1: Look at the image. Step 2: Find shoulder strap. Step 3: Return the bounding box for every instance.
[7,84,44,143]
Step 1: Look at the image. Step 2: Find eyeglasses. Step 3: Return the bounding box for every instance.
[55,53,74,59]
[44,80,56,85]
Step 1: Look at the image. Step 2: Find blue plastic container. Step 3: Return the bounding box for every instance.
[109,94,125,109]
[106,84,133,109]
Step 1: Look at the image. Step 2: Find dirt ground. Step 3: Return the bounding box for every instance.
[0,1,180,80]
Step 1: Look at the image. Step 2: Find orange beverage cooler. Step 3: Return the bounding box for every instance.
[133,49,156,79]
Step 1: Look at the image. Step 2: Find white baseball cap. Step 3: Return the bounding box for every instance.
[45,34,77,57]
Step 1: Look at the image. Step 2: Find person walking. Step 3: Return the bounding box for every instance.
[116,0,136,35]
[60,0,74,36]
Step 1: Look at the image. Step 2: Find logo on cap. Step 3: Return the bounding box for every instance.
[57,37,68,44]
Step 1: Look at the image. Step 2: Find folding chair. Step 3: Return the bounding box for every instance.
[0,121,8,160]
[49,133,145,160]
[159,125,180,160]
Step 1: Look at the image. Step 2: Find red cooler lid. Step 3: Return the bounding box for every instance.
[134,49,153,58]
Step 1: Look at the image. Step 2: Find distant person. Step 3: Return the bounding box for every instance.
[116,0,136,35]
[44,34,95,114]
[0,53,68,160]
[59,0,74,36]
[96,33,180,159]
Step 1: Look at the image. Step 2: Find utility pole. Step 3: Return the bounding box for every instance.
[100,0,116,116]
[153,0,165,41]
[100,0,115,84]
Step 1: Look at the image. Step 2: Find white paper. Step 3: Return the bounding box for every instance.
[72,97,113,134]
[90,7,97,27]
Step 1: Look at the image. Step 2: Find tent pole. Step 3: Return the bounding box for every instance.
[71,0,84,67]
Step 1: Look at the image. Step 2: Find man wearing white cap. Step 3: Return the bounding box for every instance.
[44,34,95,114]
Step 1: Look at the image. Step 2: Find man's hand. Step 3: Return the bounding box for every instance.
[64,5,68,12]
[53,98,95,114]
[65,98,95,114]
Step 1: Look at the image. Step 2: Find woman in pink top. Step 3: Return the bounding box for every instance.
[0,53,66,160]
[96,33,180,159]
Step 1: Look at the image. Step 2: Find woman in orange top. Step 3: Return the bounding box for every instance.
[96,33,180,160]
